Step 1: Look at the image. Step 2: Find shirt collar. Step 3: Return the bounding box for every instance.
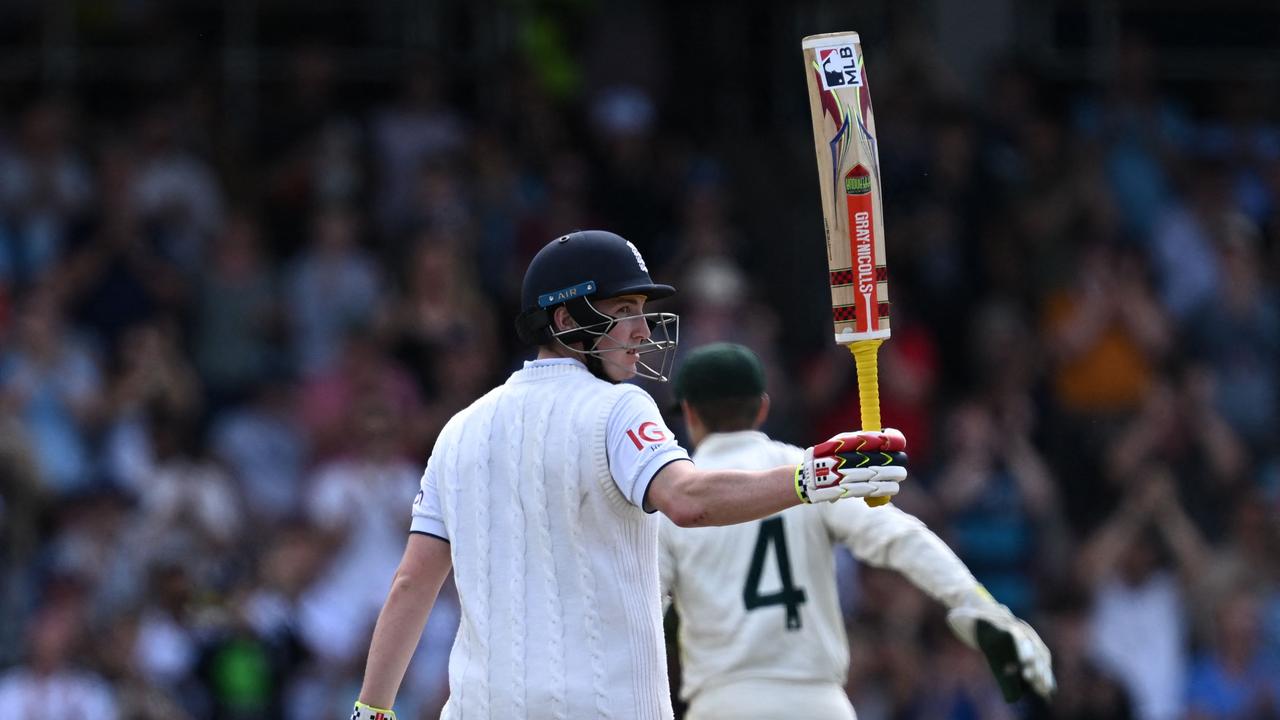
[695,430,771,456]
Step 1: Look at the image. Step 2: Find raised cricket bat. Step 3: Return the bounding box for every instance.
[802,32,894,506]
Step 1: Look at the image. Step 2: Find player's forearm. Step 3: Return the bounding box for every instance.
[658,465,799,527]
[359,536,451,709]
[839,506,983,608]
[888,531,988,609]
[359,569,440,708]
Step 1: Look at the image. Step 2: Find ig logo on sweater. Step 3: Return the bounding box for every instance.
[626,422,667,450]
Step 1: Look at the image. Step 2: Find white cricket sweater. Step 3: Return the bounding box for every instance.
[427,360,678,720]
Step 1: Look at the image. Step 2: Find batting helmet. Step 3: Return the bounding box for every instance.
[516,230,675,345]
[515,230,679,381]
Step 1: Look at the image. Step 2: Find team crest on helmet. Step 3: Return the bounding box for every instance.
[625,240,649,273]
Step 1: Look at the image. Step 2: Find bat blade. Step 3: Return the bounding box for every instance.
[802,32,891,345]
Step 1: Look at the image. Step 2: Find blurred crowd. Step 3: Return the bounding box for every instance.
[1,8,1280,720]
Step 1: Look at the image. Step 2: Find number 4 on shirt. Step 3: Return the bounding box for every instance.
[743,517,807,630]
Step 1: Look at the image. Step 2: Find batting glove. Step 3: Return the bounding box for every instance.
[352,701,396,720]
[947,600,1056,702]
[795,429,907,503]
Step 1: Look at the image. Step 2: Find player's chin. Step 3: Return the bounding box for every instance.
[605,352,640,381]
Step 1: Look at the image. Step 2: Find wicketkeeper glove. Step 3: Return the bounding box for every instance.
[947,599,1056,702]
[352,701,396,720]
[795,429,907,503]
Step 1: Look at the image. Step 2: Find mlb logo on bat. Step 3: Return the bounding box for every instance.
[818,45,861,90]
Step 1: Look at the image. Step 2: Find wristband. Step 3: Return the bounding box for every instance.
[352,701,397,720]
[794,463,812,504]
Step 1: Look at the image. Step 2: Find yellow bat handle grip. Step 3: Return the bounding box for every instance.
[850,340,890,507]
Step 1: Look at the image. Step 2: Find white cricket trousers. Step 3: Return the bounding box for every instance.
[684,680,857,720]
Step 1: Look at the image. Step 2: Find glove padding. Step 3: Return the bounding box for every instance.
[796,429,907,503]
[947,603,1056,702]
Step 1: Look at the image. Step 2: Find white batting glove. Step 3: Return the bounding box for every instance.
[947,600,1056,702]
[795,429,908,503]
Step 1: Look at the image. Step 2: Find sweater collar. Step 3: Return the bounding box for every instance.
[510,356,592,382]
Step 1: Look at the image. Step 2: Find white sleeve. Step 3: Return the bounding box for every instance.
[410,456,448,541]
[821,500,985,609]
[606,386,691,509]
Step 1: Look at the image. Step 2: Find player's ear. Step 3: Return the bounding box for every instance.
[753,393,771,429]
[552,306,578,333]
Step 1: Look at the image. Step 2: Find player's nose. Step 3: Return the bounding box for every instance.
[630,314,651,341]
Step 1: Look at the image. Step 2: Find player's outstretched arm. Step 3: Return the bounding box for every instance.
[822,490,1054,703]
[647,459,798,527]
[354,533,453,719]
[646,429,907,527]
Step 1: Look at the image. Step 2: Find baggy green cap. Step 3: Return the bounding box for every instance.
[673,342,766,405]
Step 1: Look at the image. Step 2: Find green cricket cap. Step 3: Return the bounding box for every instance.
[673,343,766,405]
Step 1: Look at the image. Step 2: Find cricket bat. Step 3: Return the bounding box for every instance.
[802,32,894,506]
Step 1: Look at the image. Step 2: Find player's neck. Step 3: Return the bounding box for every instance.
[685,416,708,448]
[687,428,704,448]
[537,343,578,361]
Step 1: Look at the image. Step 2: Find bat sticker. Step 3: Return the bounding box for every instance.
[844,164,879,332]
[817,45,862,90]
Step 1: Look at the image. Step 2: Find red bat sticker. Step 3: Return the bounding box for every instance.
[844,164,878,333]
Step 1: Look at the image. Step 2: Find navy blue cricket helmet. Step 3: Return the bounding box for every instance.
[516,230,675,345]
